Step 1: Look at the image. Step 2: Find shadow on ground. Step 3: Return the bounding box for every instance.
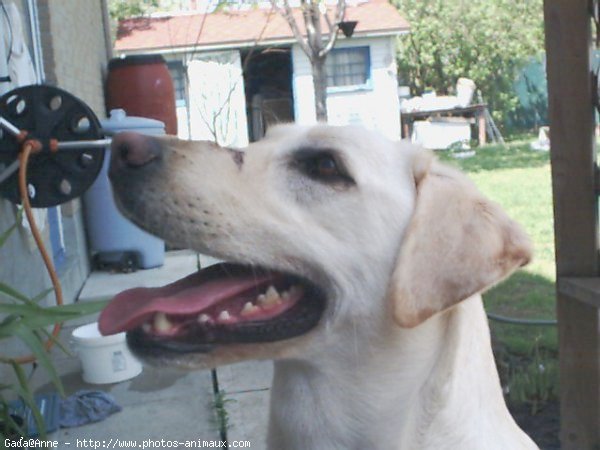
[439,141,549,173]
[511,401,560,450]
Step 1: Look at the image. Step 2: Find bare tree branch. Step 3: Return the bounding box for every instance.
[272,0,312,59]
[311,2,324,53]
[324,4,334,34]
[303,1,319,54]
[320,0,346,58]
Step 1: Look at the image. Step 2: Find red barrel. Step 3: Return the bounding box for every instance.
[106,55,178,135]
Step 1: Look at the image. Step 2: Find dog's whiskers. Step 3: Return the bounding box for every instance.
[351,317,360,365]
[250,263,260,284]
[221,262,235,278]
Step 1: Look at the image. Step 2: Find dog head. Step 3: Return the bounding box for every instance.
[98,124,531,368]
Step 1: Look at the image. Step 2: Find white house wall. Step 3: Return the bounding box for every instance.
[292,36,401,139]
[186,50,249,148]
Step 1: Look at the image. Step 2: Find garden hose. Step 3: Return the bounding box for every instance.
[0,85,107,364]
[5,137,64,364]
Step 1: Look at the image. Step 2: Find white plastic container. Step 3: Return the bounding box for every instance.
[412,120,471,150]
[71,322,142,384]
[83,109,166,269]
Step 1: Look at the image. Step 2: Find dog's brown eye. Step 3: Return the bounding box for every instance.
[293,149,354,185]
[315,156,339,177]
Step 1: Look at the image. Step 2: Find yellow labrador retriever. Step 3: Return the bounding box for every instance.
[99,125,538,450]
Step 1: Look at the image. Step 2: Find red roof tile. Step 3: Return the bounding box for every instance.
[115,0,409,53]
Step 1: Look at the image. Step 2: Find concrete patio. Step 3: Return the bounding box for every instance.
[41,251,272,449]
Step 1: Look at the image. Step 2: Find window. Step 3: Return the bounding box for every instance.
[48,206,66,271]
[326,47,370,89]
[167,61,187,105]
[1,0,44,93]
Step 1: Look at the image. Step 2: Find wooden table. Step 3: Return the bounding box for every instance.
[400,103,488,146]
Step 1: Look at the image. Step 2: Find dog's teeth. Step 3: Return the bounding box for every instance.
[197,314,211,324]
[218,310,231,322]
[241,301,260,316]
[154,312,173,333]
[258,296,279,308]
[266,285,279,299]
[142,323,152,333]
[258,285,281,309]
[281,285,302,302]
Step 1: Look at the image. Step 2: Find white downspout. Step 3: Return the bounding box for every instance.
[26,0,44,82]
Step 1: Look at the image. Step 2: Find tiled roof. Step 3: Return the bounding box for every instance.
[115,0,410,53]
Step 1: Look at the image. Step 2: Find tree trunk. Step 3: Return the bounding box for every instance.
[273,0,346,123]
[312,55,328,122]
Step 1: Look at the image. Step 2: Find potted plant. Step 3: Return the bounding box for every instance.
[0,212,107,440]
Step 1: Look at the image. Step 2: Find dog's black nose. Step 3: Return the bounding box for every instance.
[110,132,163,174]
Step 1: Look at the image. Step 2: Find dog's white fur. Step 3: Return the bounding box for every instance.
[113,124,538,449]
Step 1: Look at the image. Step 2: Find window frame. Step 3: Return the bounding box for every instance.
[325,46,372,93]
[167,60,188,107]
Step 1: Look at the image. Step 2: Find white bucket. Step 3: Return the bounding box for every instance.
[71,322,142,384]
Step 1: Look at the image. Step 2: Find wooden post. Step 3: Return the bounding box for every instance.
[543,0,600,448]
[401,117,411,140]
[477,109,486,146]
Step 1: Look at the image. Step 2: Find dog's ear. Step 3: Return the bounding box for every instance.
[389,151,532,328]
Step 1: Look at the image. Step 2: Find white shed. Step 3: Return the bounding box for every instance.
[114,0,410,146]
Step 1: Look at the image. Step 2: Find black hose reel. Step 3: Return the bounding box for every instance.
[0,84,110,208]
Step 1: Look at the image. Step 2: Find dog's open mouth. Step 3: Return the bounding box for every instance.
[98,263,325,354]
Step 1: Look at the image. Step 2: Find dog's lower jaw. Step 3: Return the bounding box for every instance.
[266,296,538,450]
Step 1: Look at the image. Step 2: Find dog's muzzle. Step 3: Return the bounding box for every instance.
[107,131,168,225]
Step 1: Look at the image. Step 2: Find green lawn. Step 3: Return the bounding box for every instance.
[439,140,557,356]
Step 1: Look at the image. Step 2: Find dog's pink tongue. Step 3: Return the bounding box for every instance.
[98,264,273,336]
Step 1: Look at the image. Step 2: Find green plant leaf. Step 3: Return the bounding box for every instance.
[0,283,30,303]
[20,301,108,329]
[12,326,64,397]
[27,310,79,323]
[0,406,27,438]
[43,300,109,316]
[11,362,46,439]
[0,300,109,331]
[0,315,20,339]
[0,305,79,333]
[39,328,72,357]
[30,288,54,304]
[0,303,45,315]
[0,218,18,249]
